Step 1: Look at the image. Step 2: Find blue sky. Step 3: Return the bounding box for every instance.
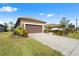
[0,3,79,26]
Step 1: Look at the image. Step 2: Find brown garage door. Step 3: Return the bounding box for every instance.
[25,24,42,33]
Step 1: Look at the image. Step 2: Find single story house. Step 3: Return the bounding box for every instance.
[0,24,6,32]
[51,28,63,31]
[14,17,46,33]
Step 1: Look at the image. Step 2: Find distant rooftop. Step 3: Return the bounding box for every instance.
[0,24,6,27]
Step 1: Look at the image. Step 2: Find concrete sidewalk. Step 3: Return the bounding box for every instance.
[29,33,79,56]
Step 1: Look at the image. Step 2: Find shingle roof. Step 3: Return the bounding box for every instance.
[0,24,6,27]
[18,17,46,23]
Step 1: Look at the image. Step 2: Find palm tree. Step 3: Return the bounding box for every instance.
[68,23,75,29]
[67,23,75,33]
[76,19,78,32]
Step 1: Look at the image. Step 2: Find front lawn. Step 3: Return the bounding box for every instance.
[0,32,63,56]
[67,32,79,39]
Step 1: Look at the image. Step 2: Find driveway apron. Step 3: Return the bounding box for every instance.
[29,33,79,56]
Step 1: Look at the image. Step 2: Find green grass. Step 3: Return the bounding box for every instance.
[67,32,79,39]
[0,32,63,56]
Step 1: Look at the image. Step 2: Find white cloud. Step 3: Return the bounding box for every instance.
[40,13,44,15]
[47,14,55,17]
[7,18,13,21]
[40,13,55,17]
[0,18,16,25]
[59,14,64,18]
[0,6,17,12]
[0,20,4,24]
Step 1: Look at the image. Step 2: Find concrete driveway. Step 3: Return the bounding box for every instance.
[29,33,79,56]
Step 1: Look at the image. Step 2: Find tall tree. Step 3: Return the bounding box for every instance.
[76,19,78,32]
[60,17,70,29]
[66,23,75,33]
[60,17,70,34]
[68,23,75,29]
[4,23,8,31]
[9,22,14,31]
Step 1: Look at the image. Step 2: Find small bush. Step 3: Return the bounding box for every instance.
[65,29,75,34]
[13,26,28,37]
[52,30,64,36]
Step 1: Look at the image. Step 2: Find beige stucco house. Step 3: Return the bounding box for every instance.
[14,17,46,33]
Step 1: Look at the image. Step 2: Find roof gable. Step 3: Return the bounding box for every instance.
[18,17,46,23]
[14,17,46,28]
[0,24,6,27]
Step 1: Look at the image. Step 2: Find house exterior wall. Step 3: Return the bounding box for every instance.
[15,20,21,28]
[20,19,46,33]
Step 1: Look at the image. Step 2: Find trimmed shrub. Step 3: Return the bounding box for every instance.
[52,30,64,36]
[65,28,76,34]
[13,26,28,37]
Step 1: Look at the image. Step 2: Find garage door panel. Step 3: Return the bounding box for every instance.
[25,24,42,33]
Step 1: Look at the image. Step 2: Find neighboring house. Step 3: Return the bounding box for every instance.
[51,24,63,31]
[14,17,46,33]
[51,28,63,31]
[0,24,6,32]
[45,24,63,31]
